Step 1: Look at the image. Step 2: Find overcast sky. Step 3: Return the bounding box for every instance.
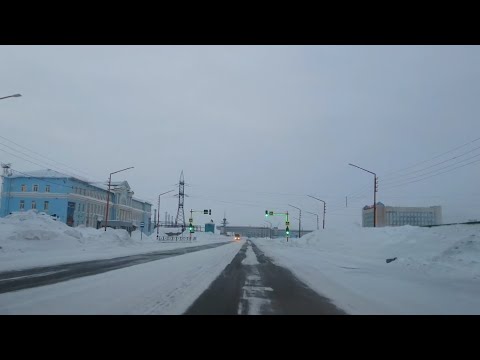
[1,45,480,229]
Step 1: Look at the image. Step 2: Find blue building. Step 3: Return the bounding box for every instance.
[1,169,152,234]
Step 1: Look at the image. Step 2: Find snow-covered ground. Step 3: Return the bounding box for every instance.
[3,210,480,315]
[0,210,230,271]
[253,224,480,314]
[0,210,240,314]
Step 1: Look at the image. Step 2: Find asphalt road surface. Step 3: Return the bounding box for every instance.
[0,241,232,294]
[185,240,346,315]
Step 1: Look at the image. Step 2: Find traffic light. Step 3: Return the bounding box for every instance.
[286,226,290,236]
[189,223,194,233]
[265,210,269,217]
[209,209,211,215]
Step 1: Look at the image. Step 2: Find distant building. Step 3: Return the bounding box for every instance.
[216,225,313,238]
[205,222,215,233]
[1,169,152,233]
[362,202,442,227]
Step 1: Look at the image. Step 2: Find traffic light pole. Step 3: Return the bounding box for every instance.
[286,212,289,242]
[288,204,302,238]
[265,210,290,242]
[189,208,212,240]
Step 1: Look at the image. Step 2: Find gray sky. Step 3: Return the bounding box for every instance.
[1,45,480,229]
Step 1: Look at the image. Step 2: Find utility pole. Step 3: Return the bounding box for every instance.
[157,190,175,239]
[154,208,157,229]
[348,163,378,227]
[174,171,186,230]
[307,195,326,229]
[264,220,272,238]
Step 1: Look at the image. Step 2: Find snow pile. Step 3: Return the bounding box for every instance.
[253,224,480,314]
[259,224,480,280]
[1,211,83,241]
[0,210,231,271]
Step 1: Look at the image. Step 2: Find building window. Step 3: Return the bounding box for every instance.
[31,201,36,209]
[19,200,25,209]
[21,184,26,192]
[33,184,38,192]
[46,185,50,192]
[44,201,49,210]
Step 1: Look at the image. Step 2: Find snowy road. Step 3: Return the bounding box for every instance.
[0,240,243,314]
[185,240,345,315]
[0,241,232,294]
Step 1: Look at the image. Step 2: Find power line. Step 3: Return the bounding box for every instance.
[0,140,91,181]
[0,147,66,172]
[380,157,480,191]
[380,136,480,179]
[188,183,307,198]
[190,194,277,209]
[381,152,480,189]
[0,134,97,179]
[381,144,480,184]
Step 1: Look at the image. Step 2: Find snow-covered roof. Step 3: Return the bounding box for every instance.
[10,169,91,183]
[10,169,69,178]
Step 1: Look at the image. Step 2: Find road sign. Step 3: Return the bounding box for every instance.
[140,222,145,228]
[285,221,290,226]
[269,211,274,216]
[189,218,193,223]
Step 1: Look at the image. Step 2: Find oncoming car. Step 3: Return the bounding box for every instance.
[234,233,241,241]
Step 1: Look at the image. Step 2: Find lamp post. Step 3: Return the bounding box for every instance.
[305,211,319,231]
[104,166,134,231]
[288,204,302,238]
[264,220,272,239]
[348,163,378,227]
[0,94,21,101]
[157,189,175,239]
[307,195,326,229]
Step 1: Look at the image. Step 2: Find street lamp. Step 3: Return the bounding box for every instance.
[0,94,21,101]
[104,166,134,231]
[348,163,378,227]
[157,189,175,239]
[307,195,326,229]
[288,204,302,238]
[305,211,319,231]
[264,220,272,239]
